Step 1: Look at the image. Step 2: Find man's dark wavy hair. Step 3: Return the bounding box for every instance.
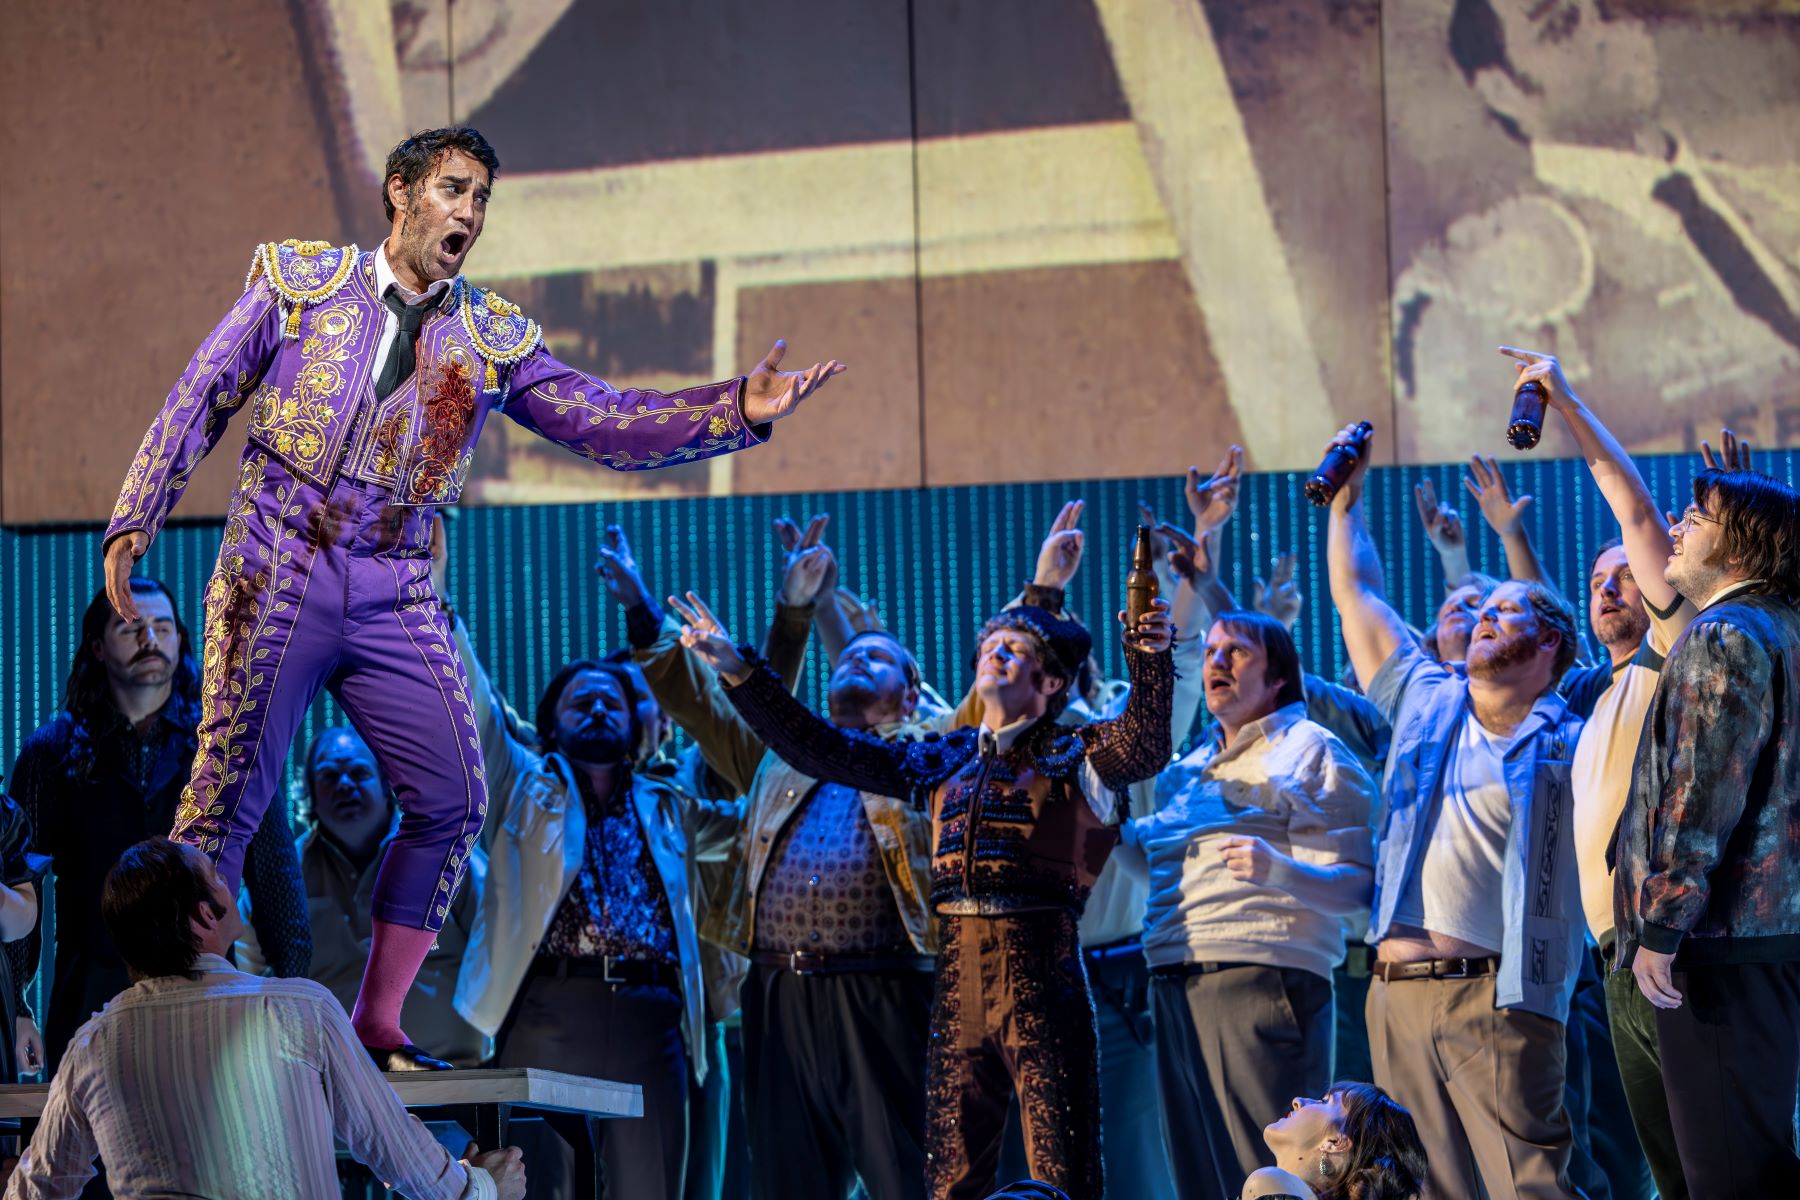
[1314,1081,1429,1200]
[1210,610,1306,710]
[535,658,644,763]
[103,838,226,981]
[382,127,501,222]
[1692,468,1800,601]
[64,579,200,726]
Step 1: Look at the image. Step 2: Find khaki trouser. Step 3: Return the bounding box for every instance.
[1367,975,1579,1200]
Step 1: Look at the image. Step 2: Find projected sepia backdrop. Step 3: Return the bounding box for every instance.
[4,0,1799,524]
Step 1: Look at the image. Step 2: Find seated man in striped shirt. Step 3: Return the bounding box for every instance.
[4,839,525,1200]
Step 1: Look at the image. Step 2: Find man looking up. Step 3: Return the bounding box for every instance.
[1115,610,1377,1200]
[677,589,1173,1200]
[1613,466,1800,1194]
[1324,423,1587,1200]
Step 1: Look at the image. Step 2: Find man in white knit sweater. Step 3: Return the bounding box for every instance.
[1115,611,1377,1200]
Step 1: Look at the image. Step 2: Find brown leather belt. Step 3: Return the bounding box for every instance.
[1371,956,1499,982]
[752,949,934,976]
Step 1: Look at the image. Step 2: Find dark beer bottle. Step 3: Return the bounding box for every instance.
[1305,421,1374,507]
[1125,525,1160,638]
[1508,380,1546,450]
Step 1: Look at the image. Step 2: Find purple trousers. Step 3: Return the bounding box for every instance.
[172,450,485,931]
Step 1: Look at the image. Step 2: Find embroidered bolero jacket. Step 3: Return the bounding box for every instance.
[107,240,768,546]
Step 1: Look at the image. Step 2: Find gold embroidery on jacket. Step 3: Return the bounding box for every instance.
[248,304,364,471]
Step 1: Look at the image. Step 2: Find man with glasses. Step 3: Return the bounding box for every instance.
[1612,465,1800,1194]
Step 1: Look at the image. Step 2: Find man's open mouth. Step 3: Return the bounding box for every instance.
[440,231,469,258]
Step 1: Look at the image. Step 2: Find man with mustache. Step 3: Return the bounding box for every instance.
[1113,610,1378,1200]
[448,564,740,1199]
[5,580,309,1087]
[1324,423,1588,1200]
[99,125,845,1070]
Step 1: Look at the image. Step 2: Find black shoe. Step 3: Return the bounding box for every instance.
[366,1042,454,1072]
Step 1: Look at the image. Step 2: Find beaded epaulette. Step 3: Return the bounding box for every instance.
[458,279,543,394]
[245,240,361,338]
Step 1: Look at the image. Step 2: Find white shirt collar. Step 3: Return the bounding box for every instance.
[375,241,454,307]
[1700,577,1764,612]
[977,713,1038,757]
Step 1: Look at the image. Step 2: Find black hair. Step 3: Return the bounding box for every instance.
[64,578,200,726]
[102,838,226,981]
[382,127,501,222]
[1692,468,1800,602]
[535,658,644,760]
[1588,536,1625,577]
[1210,610,1306,709]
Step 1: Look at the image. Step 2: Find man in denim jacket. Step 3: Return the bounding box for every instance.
[1323,424,1586,1200]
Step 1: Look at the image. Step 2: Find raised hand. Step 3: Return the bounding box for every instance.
[669,591,750,684]
[742,339,847,425]
[1117,596,1173,653]
[1034,500,1086,590]
[1465,455,1533,537]
[1498,345,1576,410]
[103,531,150,622]
[595,524,650,610]
[1185,446,1245,533]
[1413,479,1465,553]
[1700,426,1754,473]
[775,514,838,604]
[1253,552,1302,630]
[1158,523,1218,589]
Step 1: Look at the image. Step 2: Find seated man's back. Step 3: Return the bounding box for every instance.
[8,838,515,1200]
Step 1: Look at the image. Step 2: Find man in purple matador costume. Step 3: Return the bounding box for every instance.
[102,127,844,1071]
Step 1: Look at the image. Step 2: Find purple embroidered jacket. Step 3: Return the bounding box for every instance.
[107,240,766,545]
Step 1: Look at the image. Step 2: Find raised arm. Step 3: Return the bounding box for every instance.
[603,526,770,797]
[1079,629,1176,792]
[1323,424,1415,690]
[102,275,286,620]
[1466,455,1545,584]
[671,593,930,798]
[1502,347,1678,611]
[500,338,843,472]
[1414,478,1473,588]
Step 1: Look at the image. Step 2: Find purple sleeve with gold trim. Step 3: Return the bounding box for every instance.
[105,280,285,547]
[500,349,769,472]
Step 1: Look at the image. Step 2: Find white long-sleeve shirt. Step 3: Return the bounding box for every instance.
[1116,703,1376,980]
[6,955,493,1200]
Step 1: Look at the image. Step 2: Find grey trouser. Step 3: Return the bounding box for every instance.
[1367,974,1579,1200]
[1151,963,1333,1200]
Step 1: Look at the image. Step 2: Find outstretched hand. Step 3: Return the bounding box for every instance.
[742,339,847,425]
[595,525,650,610]
[669,591,751,685]
[1034,500,1086,590]
[1700,426,1754,473]
[1159,523,1218,589]
[1185,446,1244,533]
[1413,479,1465,552]
[1253,552,1302,630]
[1465,455,1533,537]
[774,513,838,604]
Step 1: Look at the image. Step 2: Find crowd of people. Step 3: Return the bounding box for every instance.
[2,122,1798,1200]
[0,349,1795,1200]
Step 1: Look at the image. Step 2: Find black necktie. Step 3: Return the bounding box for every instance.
[375,289,432,400]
